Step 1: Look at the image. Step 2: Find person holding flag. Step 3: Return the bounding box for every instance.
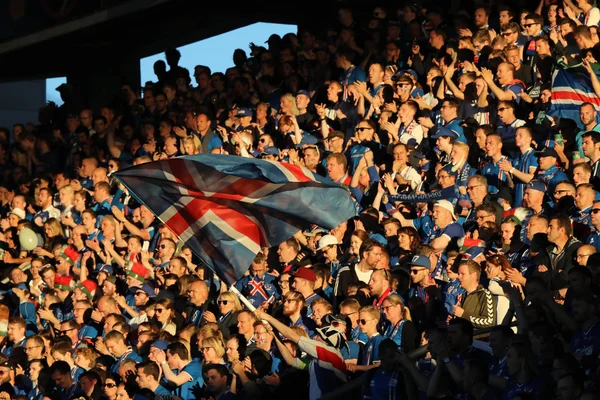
[234,253,278,308]
[254,308,347,400]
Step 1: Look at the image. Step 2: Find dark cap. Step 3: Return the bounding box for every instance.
[441,164,458,177]
[526,180,546,193]
[408,255,431,269]
[296,90,311,98]
[235,108,253,118]
[260,146,280,157]
[535,147,558,159]
[328,131,345,140]
[431,126,458,139]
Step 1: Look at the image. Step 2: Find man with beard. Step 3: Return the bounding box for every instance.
[282,290,316,338]
[576,103,600,155]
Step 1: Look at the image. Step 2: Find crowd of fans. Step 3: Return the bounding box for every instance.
[1,1,600,399]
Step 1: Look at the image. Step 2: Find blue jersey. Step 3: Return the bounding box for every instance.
[383,320,407,348]
[360,334,383,366]
[352,325,369,345]
[537,165,568,198]
[482,156,511,195]
[364,369,403,400]
[512,149,538,208]
[174,359,204,400]
[442,279,466,315]
[588,230,600,252]
[234,274,278,307]
[110,350,142,373]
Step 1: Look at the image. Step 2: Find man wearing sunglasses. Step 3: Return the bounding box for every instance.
[586,200,600,252]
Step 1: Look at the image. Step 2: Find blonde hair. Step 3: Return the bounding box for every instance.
[359,305,380,322]
[280,93,299,116]
[59,186,75,204]
[217,292,243,312]
[202,336,225,360]
[45,218,65,239]
[289,326,309,338]
[75,347,98,367]
[383,295,412,321]
[198,323,224,344]
[181,135,201,155]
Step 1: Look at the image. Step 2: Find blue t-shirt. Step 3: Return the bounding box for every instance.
[512,149,538,208]
[360,334,383,366]
[175,359,204,400]
[482,156,511,195]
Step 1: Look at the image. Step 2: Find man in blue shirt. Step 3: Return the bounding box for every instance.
[150,342,204,400]
[136,361,171,396]
[535,147,568,196]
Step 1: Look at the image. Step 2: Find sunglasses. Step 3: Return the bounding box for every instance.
[159,244,167,249]
[217,300,229,305]
[355,127,370,132]
[155,308,165,313]
[259,138,267,143]
[523,23,537,28]
[105,383,117,388]
[201,347,213,352]
[410,268,426,274]
[358,319,373,325]
[592,209,600,214]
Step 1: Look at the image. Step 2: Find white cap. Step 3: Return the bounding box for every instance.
[317,234,339,251]
[9,208,26,220]
[434,200,457,221]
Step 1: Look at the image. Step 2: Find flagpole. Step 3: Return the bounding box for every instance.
[229,285,256,312]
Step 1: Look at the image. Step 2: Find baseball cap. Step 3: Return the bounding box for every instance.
[129,283,156,298]
[297,134,318,147]
[434,200,457,221]
[535,147,558,158]
[105,276,117,285]
[316,235,338,251]
[8,208,26,220]
[408,255,431,269]
[462,246,484,261]
[327,131,345,141]
[98,264,114,275]
[293,267,316,283]
[296,90,311,98]
[412,151,426,160]
[260,146,280,157]
[431,126,458,140]
[526,180,546,193]
[303,227,327,237]
[235,108,253,118]
[441,164,458,177]
[404,69,418,80]
[152,340,169,351]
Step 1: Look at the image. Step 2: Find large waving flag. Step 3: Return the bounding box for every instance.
[548,60,600,126]
[113,155,356,284]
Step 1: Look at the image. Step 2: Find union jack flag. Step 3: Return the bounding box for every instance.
[114,155,356,285]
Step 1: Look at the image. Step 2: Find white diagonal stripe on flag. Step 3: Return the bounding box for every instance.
[178,209,262,254]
